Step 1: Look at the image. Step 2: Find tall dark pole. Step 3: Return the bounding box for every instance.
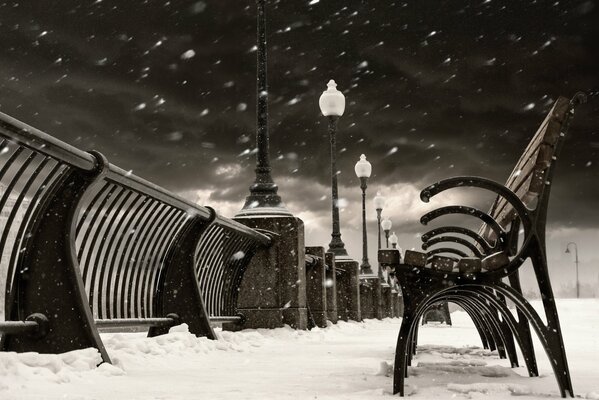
[566,242,580,298]
[360,177,373,275]
[327,116,348,257]
[376,208,382,279]
[238,0,290,216]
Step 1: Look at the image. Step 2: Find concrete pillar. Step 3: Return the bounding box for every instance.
[335,259,361,322]
[359,276,380,320]
[381,283,393,318]
[325,252,338,324]
[230,216,307,330]
[305,246,328,328]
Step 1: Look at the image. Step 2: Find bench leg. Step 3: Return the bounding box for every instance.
[508,272,538,376]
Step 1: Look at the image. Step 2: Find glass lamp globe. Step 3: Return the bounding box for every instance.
[319,80,345,117]
[389,232,399,246]
[354,154,372,178]
[381,218,392,231]
[373,192,385,210]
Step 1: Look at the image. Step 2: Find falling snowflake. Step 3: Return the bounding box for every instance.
[181,50,196,60]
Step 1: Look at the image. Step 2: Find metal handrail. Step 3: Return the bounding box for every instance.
[0,110,271,246]
[0,111,96,171]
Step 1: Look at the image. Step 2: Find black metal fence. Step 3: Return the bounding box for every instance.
[0,110,270,360]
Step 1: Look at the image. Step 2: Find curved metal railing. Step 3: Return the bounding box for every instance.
[0,110,271,346]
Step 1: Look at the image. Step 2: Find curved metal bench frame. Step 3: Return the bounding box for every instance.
[390,93,587,398]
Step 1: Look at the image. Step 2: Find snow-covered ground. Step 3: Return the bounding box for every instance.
[1,299,598,399]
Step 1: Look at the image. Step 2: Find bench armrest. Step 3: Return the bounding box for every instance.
[420,176,532,225]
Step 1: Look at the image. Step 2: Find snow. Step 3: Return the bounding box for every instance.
[1,299,598,399]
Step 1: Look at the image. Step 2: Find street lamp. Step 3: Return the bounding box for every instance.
[237,0,290,217]
[565,242,580,298]
[373,192,385,280]
[389,232,398,249]
[373,192,385,248]
[319,80,348,258]
[381,218,392,248]
[355,154,373,275]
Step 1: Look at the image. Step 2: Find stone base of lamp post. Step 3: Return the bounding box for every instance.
[359,276,381,320]
[394,289,404,318]
[335,259,361,322]
[227,216,308,330]
[325,252,338,324]
[380,283,394,318]
[305,246,328,328]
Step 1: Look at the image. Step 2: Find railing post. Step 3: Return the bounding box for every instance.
[1,151,110,362]
[335,260,361,322]
[305,247,328,328]
[149,211,217,339]
[359,276,380,320]
[378,249,401,319]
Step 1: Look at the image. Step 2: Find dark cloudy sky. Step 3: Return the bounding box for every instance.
[1,0,598,294]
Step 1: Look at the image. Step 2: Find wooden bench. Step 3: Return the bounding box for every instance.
[383,93,587,397]
[0,111,271,362]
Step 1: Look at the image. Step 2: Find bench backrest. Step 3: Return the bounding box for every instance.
[479,97,571,244]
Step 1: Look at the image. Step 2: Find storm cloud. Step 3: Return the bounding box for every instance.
[0,1,598,290]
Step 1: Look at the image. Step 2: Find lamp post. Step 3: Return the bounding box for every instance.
[355,154,373,275]
[381,218,392,248]
[373,192,385,280]
[565,242,580,298]
[389,232,398,249]
[237,0,290,217]
[319,80,349,258]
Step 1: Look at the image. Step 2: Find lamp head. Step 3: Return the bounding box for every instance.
[389,232,398,245]
[319,80,345,117]
[373,191,385,210]
[565,247,570,254]
[381,218,392,231]
[354,154,372,178]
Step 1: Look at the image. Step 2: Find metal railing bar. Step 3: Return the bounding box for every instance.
[0,320,39,335]
[196,225,225,316]
[106,165,211,220]
[91,189,133,319]
[124,202,166,318]
[0,156,50,269]
[0,113,96,171]
[213,215,271,246]
[77,182,113,261]
[134,207,179,318]
[6,163,66,309]
[103,193,144,319]
[208,316,242,323]
[144,213,188,318]
[86,187,127,316]
[79,184,118,290]
[94,317,175,329]
[76,182,112,236]
[212,231,240,315]
[114,198,156,318]
[0,145,25,183]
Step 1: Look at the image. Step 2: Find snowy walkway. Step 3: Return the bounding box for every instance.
[1,299,598,399]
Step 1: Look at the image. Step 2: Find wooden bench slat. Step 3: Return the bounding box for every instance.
[479,97,570,244]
